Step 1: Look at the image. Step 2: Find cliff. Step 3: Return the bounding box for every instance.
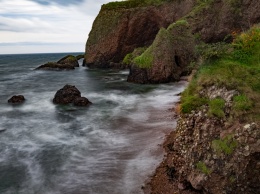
[85,0,196,68]
[85,0,260,193]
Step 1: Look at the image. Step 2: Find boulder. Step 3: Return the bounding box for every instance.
[53,85,91,106]
[8,95,25,104]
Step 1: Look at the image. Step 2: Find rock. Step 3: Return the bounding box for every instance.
[85,0,196,68]
[57,55,79,67]
[0,129,6,133]
[73,97,92,106]
[8,95,25,104]
[53,85,81,104]
[35,62,75,70]
[85,0,260,72]
[127,20,195,83]
[76,54,84,60]
[188,173,206,191]
[53,85,92,106]
[36,55,79,70]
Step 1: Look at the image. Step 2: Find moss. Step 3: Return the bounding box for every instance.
[123,47,147,65]
[212,135,238,155]
[208,98,225,118]
[133,46,153,68]
[196,161,211,175]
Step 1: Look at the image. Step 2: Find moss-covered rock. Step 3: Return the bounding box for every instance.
[36,55,79,70]
[127,20,196,83]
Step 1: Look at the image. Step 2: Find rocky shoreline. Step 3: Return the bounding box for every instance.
[143,86,260,194]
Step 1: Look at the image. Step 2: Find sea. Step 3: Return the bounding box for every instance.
[0,53,187,194]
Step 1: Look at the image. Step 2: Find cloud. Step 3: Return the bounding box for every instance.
[30,0,84,6]
[0,0,112,54]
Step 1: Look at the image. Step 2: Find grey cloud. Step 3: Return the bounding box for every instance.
[30,0,84,6]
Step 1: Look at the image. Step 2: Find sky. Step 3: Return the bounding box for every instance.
[0,0,114,54]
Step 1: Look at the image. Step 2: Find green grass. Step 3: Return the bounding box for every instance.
[208,98,225,118]
[196,161,211,175]
[181,25,260,121]
[133,46,153,68]
[212,135,238,155]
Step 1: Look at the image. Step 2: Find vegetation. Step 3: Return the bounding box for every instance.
[208,98,226,118]
[212,135,238,155]
[102,0,173,10]
[196,161,211,175]
[123,47,147,65]
[181,25,260,121]
[133,46,153,68]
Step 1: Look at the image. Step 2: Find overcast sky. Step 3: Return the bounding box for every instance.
[0,0,114,54]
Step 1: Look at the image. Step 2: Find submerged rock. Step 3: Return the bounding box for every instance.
[36,55,79,70]
[53,85,91,106]
[8,95,25,104]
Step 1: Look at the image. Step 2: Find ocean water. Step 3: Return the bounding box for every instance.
[0,53,187,194]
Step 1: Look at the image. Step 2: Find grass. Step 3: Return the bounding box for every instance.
[196,161,211,175]
[180,25,260,121]
[212,135,238,155]
[208,98,225,118]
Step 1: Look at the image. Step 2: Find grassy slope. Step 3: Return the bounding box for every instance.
[181,25,260,122]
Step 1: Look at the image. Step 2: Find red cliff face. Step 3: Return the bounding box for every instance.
[85,0,197,68]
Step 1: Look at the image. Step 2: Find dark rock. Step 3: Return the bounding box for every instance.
[35,62,75,70]
[8,95,25,104]
[73,97,92,106]
[53,85,81,104]
[76,54,84,60]
[36,55,79,70]
[0,129,6,133]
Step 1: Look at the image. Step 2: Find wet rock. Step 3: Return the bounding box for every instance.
[53,85,81,104]
[53,85,92,107]
[73,97,92,106]
[8,95,25,104]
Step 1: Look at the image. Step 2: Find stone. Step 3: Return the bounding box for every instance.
[8,95,25,104]
[53,85,81,104]
[73,97,92,106]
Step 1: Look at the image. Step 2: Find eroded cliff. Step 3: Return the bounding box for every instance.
[85,0,196,68]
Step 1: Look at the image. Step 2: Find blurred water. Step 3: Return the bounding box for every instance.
[0,53,187,194]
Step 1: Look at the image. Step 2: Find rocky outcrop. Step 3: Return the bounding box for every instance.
[8,95,25,104]
[85,0,196,68]
[53,85,91,106]
[36,55,79,70]
[148,87,260,194]
[85,0,260,83]
[127,20,195,84]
